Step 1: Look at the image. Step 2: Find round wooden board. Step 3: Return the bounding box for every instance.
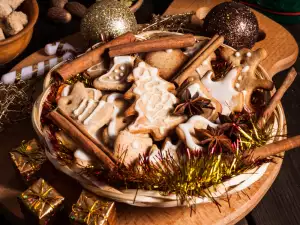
[4,1,297,224]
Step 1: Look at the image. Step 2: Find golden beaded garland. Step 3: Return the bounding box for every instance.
[80,0,138,42]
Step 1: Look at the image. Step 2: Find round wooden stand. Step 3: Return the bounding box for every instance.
[0,1,297,224]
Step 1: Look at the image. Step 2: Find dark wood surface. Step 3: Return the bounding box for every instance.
[0,0,300,225]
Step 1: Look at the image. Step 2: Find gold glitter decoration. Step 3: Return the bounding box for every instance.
[81,0,138,42]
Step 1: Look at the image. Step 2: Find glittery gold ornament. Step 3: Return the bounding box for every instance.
[80,0,138,42]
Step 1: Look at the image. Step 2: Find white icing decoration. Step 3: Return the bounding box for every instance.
[74,149,91,167]
[202,68,240,115]
[62,85,71,97]
[74,149,91,161]
[235,52,241,57]
[98,56,135,84]
[166,49,173,53]
[129,62,179,135]
[115,75,120,80]
[73,99,88,116]
[107,93,123,139]
[178,115,217,151]
[92,89,101,101]
[235,83,240,88]
[120,72,124,76]
[238,75,242,81]
[78,99,94,122]
[120,65,125,71]
[131,140,140,149]
[202,59,208,65]
[83,100,106,125]
[246,52,252,57]
[242,65,250,73]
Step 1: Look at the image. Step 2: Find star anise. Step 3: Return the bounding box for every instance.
[218,111,252,136]
[173,90,215,117]
[195,125,233,154]
[211,59,233,81]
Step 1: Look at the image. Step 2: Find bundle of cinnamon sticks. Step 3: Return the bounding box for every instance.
[56,33,197,81]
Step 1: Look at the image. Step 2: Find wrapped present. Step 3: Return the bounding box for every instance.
[18,178,64,225]
[10,139,47,183]
[70,190,116,225]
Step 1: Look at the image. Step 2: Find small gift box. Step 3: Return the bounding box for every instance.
[18,178,65,225]
[70,190,116,225]
[10,139,47,183]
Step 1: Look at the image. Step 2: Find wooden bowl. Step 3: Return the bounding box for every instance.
[0,0,39,64]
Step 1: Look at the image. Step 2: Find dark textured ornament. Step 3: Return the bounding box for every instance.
[81,0,138,42]
[203,2,259,50]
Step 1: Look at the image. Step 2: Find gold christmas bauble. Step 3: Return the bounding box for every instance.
[80,0,138,42]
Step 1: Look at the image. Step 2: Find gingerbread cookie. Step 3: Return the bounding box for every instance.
[57,84,102,101]
[195,53,216,78]
[85,60,108,79]
[201,67,244,115]
[145,49,188,80]
[58,82,114,141]
[176,115,217,151]
[114,130,153,165]
[101,93,133,147]
[148,138,180,165]
[124,62,186,141]
[93,56,135,91]
[177,75,222,121]
[220,47,274,111]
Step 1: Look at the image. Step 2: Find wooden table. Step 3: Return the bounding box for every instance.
[0,0,299,224]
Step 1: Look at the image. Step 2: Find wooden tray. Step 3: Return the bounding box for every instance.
[0,0,298,224]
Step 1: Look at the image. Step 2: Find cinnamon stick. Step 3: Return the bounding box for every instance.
[108,34,196,57]
[173,35,224,86]
[178,34,219,75]
[257,67,297,129]
[57,32,136,81]
[48,110,116,171]
[243,135,300,164]
[57,107,118,163]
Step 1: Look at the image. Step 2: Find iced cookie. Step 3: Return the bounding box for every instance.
[195,53,216,78]
[85,60,108,79]
[176,115,217,151]
[201,67,244,115]
[144,49,188,80]
[114,130,153,165]
[177,75,222,121]
[93,56,135,91]
[148,138,180,165]
[101,93,133,147]
[57,84,102,101]
[124,62,186,141]
[220,48,274,111]
[57,82,114,143]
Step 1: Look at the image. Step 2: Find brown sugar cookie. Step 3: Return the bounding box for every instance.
[201,67,244,115]
[177,75,222,121]
[93,56,135,91]
[144,49,188,80]
[57,82,114,143]
[220,47,274,111]
[100,93,133,147]
[176,115,218,151]
[114,130,153,165]
[124,62,186,141]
